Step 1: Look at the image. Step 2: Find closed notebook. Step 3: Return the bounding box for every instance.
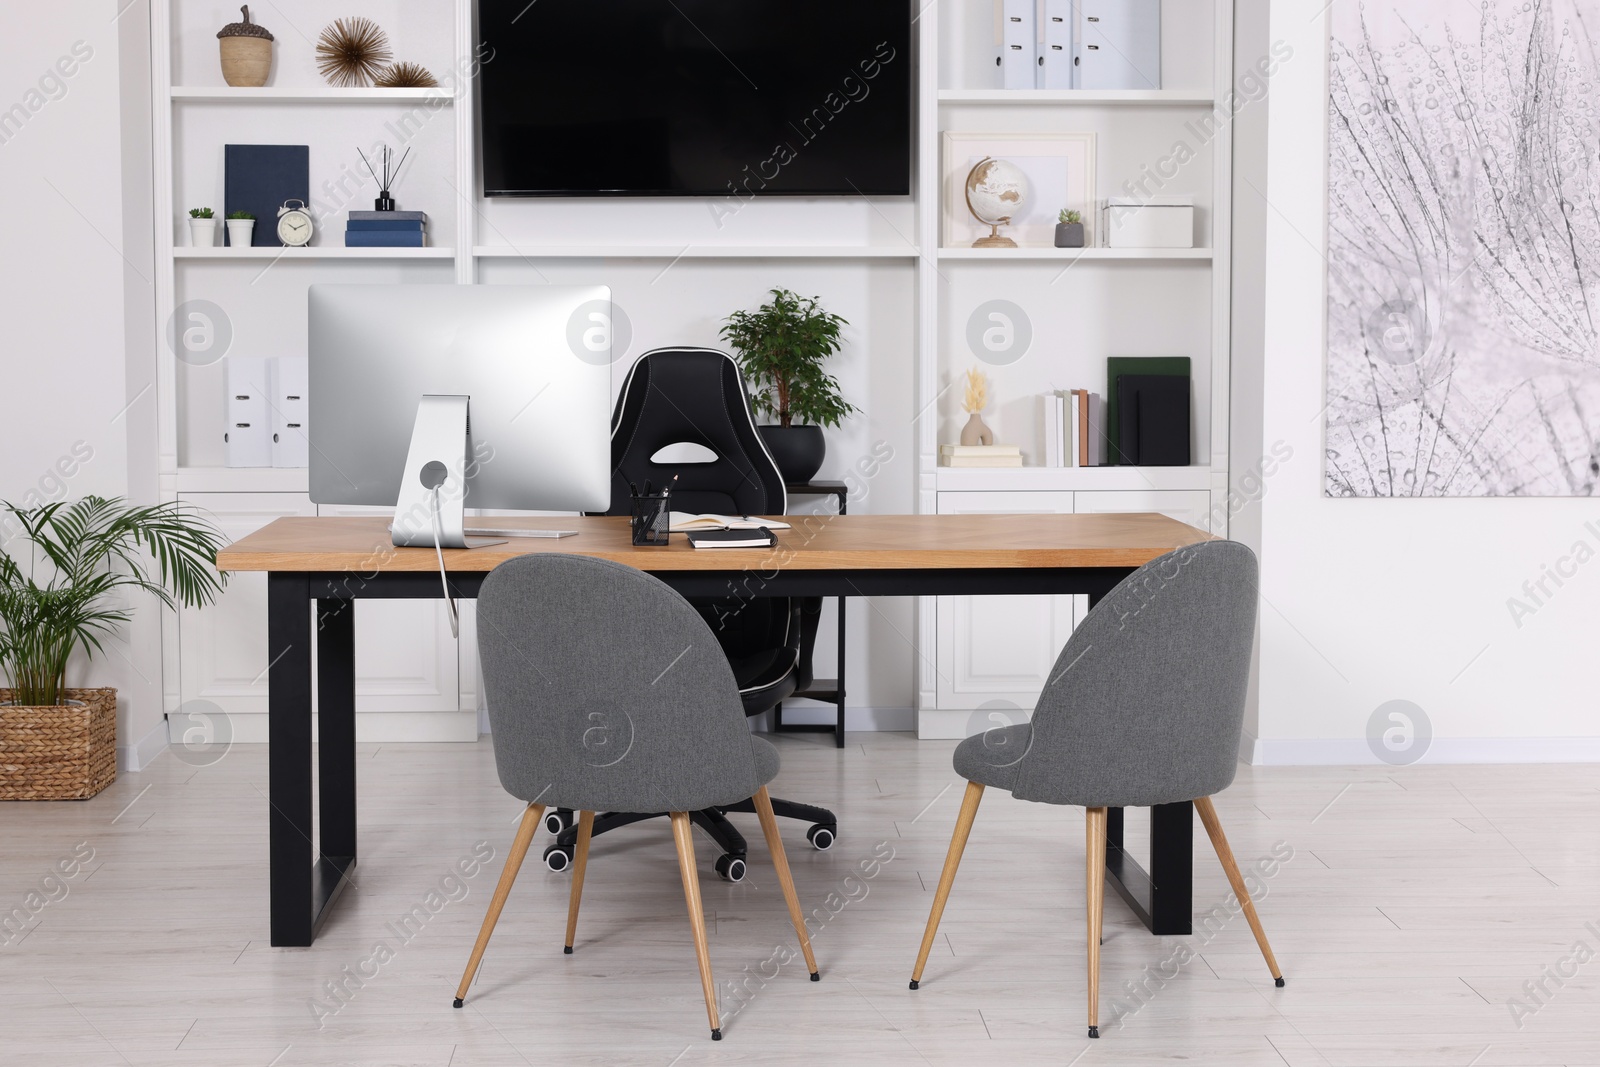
[1115,375,1191,467]
[224,144,309,247]
[686,528,779,549]
[1106,356,1190,464]
[344,230,426,247]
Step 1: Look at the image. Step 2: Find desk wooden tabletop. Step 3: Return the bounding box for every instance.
[215,512,1212,574]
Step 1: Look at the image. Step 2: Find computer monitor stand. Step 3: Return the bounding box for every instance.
[390,394,575,548]
[391,395,500,549]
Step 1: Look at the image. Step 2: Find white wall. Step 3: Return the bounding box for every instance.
[1250,0,1600,763]
[0,1,164,769]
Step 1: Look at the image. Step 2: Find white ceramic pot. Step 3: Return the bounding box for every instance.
[189,218,217,247]
[226,219,255,248]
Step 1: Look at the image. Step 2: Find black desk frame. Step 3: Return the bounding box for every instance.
[267,564,1192,946]
[777,482,850,748]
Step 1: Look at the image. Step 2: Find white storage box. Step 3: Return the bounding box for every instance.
[1104,196,1194,248]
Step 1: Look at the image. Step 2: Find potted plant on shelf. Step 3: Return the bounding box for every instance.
[1055,208,1085,248]
[1,497,227,801]
[225,210,256,248]
[722,288,856,484]
[188,207,216,247]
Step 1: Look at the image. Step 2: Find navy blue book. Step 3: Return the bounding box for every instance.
[348,210,427,222]
[347,219,426,231]
[224,144,309,247]
[344,230,426,248]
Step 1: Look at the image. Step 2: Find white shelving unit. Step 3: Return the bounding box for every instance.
[149,0,1234,742]
[912,0,1234,736]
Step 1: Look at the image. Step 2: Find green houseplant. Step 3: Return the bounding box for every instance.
[188,206,217,248]
[1,497,228,800]
[721,289,856,483]
[1055,208,1085,248]
[225,209,256,248]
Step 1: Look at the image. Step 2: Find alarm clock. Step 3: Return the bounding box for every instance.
[276,200,313,247]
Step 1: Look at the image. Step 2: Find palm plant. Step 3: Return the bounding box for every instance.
[722,289,856,428]
[0,497,227,707]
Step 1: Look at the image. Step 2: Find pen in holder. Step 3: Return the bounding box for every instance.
[629,490,671,546]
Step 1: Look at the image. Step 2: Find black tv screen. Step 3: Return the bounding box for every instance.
[478,0,912,197]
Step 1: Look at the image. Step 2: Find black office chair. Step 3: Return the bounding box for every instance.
[541,347,839,881]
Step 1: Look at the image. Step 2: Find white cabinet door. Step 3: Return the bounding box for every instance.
[1071,489,1214,625]
[933,492,1076,716]
[176,493,315,738]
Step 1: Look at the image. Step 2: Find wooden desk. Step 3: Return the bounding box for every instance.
[217,512,1212,947]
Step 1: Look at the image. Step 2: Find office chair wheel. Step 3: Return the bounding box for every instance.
[543,810,572,835]
[543,844,572,873]
[806,823,836,851]
[714,854,747,883]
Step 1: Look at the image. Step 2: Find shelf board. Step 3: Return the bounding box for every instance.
[938,89,1214,105]
[171,87,454,103]
[175,247,455,260]
[938,247,1212,261]
[934,465,1218,493]
[472,245,921,260]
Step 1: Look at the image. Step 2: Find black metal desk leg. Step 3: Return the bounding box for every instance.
[834,594,846,748]
[317,601,358,862]
[268,574,315,947]
[1148,802,1193,935]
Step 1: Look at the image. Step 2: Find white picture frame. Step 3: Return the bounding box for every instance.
[942,132,1097,249]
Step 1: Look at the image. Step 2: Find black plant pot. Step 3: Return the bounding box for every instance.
[759,425,826,485]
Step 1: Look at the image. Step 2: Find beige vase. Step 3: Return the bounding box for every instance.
[959,412,994,446]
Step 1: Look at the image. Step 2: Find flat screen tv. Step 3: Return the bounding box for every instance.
[478,0,913,197]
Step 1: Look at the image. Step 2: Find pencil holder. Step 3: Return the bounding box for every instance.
[629,492,671,546]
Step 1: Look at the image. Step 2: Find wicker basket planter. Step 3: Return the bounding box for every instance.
[0,688,117,801]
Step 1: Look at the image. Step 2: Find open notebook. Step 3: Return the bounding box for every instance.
[668,513,793,533]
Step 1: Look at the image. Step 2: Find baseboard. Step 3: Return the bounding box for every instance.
[1249,736,1600,765]
[118,720,171,773]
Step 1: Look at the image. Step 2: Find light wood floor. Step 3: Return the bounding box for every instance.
[3,732,1598,1066]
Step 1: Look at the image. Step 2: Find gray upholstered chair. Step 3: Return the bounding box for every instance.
[454,553,819,1041]
[909,540,1283,1039]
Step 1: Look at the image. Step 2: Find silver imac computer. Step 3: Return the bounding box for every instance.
[308,284,613,548]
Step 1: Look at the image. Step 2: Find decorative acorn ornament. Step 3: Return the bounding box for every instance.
[218,6,274,88]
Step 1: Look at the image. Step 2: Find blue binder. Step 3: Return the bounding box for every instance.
[224,145,309,247]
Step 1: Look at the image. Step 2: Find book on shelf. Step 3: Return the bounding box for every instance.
[344,230,427,248]
[347,219,426,232]
[939,444,1022,468]
[1105,357,1190,465]
[1037,389,1107,467]
[348,210,427,222]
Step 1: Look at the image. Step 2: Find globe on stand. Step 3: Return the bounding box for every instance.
[964,157,1029,249]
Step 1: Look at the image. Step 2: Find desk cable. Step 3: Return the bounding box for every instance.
[430,485,460,638]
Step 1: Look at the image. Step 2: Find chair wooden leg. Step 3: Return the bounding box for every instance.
[454,802,544,1007]
[1195,796,1284,986]
[563,810,594,954]
[751,786,820,980]
[670,811,722,1040]
[910,780,984,989]
[1085,806,1107,1039]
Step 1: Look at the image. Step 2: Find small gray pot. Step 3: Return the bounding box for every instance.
[1054,222,1085,248]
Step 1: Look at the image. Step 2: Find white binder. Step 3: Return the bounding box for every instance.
[225,356,271,468]
[269,357,310,468]
[1037,0,1073,89]
[1075,0,1161,91]
[995,0,1035,89]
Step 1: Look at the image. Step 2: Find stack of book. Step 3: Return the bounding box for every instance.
[345,210,427,247]
[939,444,1023,468]
[1042,389,1107,467]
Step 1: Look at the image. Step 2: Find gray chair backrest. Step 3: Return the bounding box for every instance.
[1006,540,1259,808]
[477,553,764,813]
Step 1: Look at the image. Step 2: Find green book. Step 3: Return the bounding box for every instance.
[1105,357,1191,465]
